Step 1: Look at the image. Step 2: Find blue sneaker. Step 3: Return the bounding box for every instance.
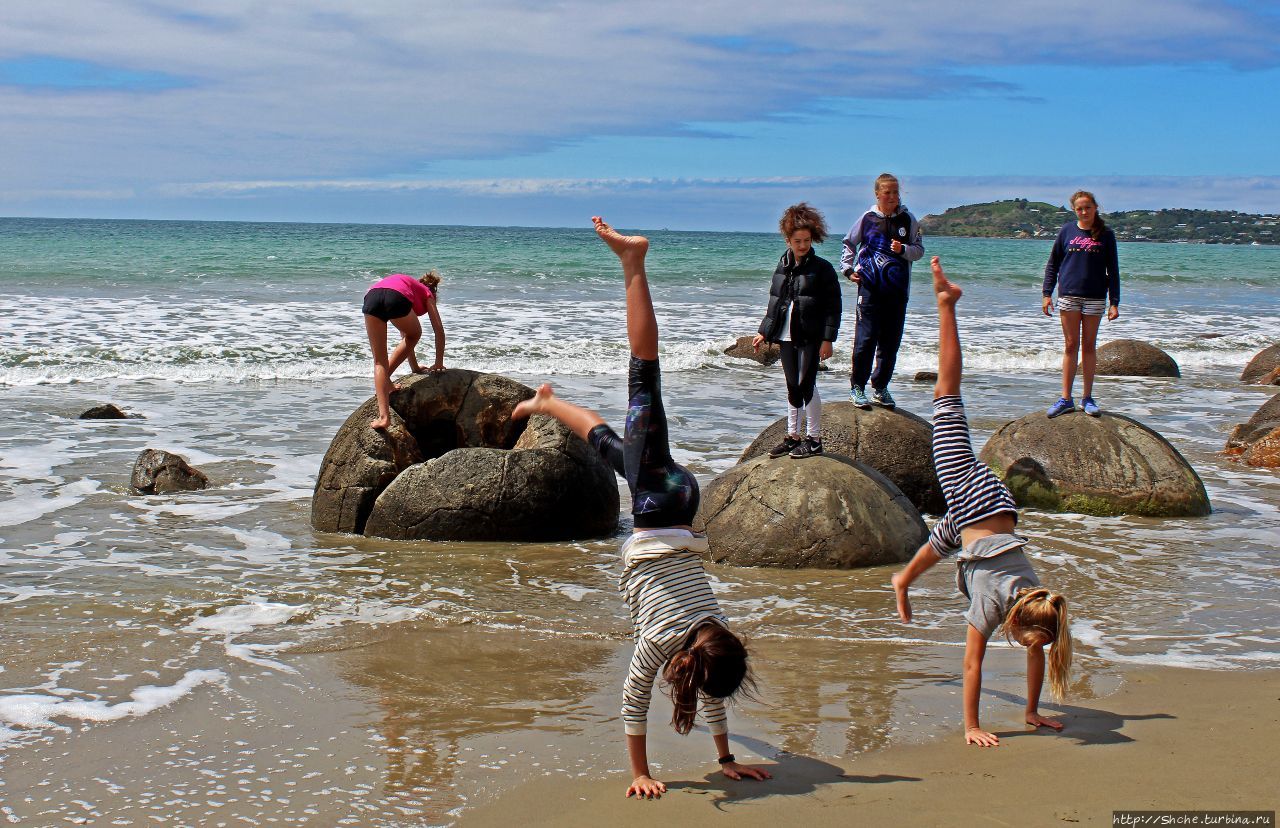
[1082,397,1101,417]
[850,386,871,409]
[1046,397,1075,418]
[872,387,896,409]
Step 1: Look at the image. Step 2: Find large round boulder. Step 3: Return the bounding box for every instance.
[723,335,780,366]
[694,454,925,568]
[740,401,945,514]
[131,449,208,494]
[1094,339,1180,378]
[1225,393,1280,469]
[1241,343,1280,384]
[312,370,619,540]
[978,412,1210,517]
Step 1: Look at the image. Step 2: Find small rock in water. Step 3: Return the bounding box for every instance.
[1241,343,1280,384]
[80,404,142,420]
[723,335,780,366]
[131,449,208,494]
[914,371,937,383]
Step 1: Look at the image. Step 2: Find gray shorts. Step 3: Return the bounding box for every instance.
[1057,295,1106,316]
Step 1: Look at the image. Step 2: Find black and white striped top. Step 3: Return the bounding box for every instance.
[928,395,1019,557]
[618,529,729,736]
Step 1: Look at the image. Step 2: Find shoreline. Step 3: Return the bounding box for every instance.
[463,665,1279,826]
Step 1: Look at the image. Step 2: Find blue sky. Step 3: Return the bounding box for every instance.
[1,1,1278,230]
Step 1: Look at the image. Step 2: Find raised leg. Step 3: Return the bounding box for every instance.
[511,383,606,442]
[931,257,963,399]
[593,217,657,361]
[386,313,423,374]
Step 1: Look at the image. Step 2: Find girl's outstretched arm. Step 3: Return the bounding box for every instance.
[625,734,666,799]
[1024,646,1064,730]
[422,296,446,371]
[711,732,772,782]
[963,624,999,746]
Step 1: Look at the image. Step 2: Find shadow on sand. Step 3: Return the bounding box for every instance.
[972,683,1177,746]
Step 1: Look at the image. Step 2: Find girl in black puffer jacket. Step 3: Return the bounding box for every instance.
[752,203,843,459]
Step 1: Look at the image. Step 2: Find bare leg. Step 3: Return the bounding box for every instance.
[364,314,395,430]
[1059,311,1082,399]
[386,313,423,375]
[1079,314,1102,399]
[593,216,657,361]
[511,383,606,442]
[931,256,963,399]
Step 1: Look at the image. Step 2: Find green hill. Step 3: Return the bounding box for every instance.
[920,199,1279,245]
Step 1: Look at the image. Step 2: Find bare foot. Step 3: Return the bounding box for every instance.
[512,383,555,420]
[891,572,913,623]
[931,256,962,305]
[592,216,649,266]
[370,418,390,431]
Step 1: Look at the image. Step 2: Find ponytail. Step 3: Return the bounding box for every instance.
[661,622,753,735]
[1002,588,1074,702]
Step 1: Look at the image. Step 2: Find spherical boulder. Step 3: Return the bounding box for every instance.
[1241,343,1280,384]
[695,454,925,568]
[723,335,780,366]
[740,401,945,514]
[1094,339,1180,378]
[131,449,208,494]
[312,370,619,541]
[1225,393,1280,469]
[978,412,1209,517]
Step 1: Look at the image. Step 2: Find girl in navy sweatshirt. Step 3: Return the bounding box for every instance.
[1041,190,1121,418]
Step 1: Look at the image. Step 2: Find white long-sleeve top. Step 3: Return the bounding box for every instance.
[618,529,729,736]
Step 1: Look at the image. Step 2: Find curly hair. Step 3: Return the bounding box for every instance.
[779,202,828,243]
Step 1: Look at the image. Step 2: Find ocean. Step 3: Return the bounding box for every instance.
[1,217,1277,824]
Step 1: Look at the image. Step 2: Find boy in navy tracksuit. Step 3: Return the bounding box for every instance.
[840,173,924,409]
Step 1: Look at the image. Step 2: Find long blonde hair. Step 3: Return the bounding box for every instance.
[1001,587,1073,701]
[419,269,441,291]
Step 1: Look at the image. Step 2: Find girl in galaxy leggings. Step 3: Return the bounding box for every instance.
[511,217,770,799]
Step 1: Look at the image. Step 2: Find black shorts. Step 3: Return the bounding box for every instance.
[362,287,413,322]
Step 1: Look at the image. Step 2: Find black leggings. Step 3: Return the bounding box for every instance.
[588,356,699,529]
[780,341,821,408]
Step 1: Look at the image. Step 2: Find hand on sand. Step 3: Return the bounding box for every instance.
[626,775,667,799]
[722,762,773,782]
[1026,713,1064,731]
[965,727,1000,747]
[891,572,913,623]
[931,256,962,306]
[512,383,554,421]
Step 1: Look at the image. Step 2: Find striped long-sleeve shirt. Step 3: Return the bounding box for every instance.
[618,529,729,736]
[928,395,1019,557]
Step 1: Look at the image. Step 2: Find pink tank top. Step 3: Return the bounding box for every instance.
[370,273,434,316]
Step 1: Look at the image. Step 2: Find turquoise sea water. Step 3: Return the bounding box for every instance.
[0,218,1277,824]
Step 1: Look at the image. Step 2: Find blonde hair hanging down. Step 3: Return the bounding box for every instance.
[1000,587,1073,701]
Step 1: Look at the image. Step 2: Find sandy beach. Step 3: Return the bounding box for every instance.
[465,666,1279,826]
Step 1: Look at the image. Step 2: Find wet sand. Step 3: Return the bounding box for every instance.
[464,666,1279,826]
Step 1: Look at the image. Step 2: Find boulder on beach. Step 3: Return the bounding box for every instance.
[1225,393,1280,469]
[131,449,208,494]
[978,412,1210,517]
[312,370,619,540]
[724,335,780,366]
[1241,343,1280,384]
[1261,367,1280,386]
[80,404,141,420]
[1093,339,1180,378]
[740,401,945,514]
[695,454,926,569]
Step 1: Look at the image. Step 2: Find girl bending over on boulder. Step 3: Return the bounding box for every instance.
[361,271,446,430]
[752,203,841,460]
[512,217,771,798]
[891,256,1073,747]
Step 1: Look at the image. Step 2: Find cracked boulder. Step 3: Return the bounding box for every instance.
[1224,393,1280,469]
[739,401,945,515]
[312,369,619,540]
[694,454,925,569]
[131,449,208,494]
[1094,339,1180,377]
[978,411,1210,517]
[1241,343,1280,384]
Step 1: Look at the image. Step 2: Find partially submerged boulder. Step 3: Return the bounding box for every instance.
[914,371,938,383]
[740,401,945,514]
[131,449,208,494]
[1241,343,1280,384]
[80,404,142,420]
[1225,394,1280,469]
[979,412,1209,517]
[1094,340,1180,378]
[312,370,619,540]
[723,336,780,366]
[695,454,925,569]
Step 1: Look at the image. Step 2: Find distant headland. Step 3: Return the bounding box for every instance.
[921,199,1278,245]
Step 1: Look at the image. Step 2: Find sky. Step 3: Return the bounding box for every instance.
[2,1,1279,231]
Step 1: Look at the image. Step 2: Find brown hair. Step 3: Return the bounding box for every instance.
[1070,190,1107,241]
[419,269,441,290]
[779,202,828,244]
[1001,587,1073,702]
[662,622,754,735]
[874,173,899,193]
